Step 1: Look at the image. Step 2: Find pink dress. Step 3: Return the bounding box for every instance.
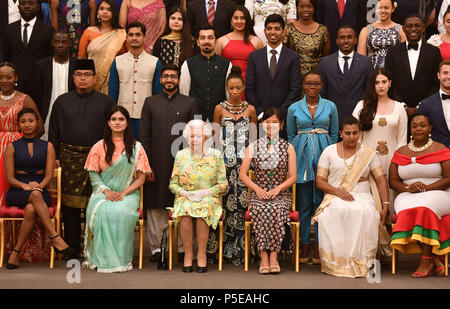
[0,95,51,263]
[127,0,166,54]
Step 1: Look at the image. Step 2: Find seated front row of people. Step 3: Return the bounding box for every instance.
[4,108,449,278]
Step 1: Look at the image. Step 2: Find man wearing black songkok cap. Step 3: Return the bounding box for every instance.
[49,59,115,259]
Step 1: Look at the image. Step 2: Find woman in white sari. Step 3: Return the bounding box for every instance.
[313,115,390,278]
[78,0,127,94]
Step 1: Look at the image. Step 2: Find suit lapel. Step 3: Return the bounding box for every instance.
[26,20,41,50]
[436,95,450,135]
[262,47,272,80]
[273,46,286,80]
[400,43,413,82]
[413,43,426,82]
[330,0,340,19]
[214,0,224,23]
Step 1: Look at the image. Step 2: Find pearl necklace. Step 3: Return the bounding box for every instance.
[307,103,318,109]
[221,100,248,114]
[1,91,16,101]
[408,138,433,152]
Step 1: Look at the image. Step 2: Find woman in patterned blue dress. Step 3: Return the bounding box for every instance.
[357,0,406,68]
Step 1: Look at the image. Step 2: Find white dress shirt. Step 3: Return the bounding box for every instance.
[439,89,450,132]
[338,50,354,74]
[21,17,37,44]
[42,59,69,141]
[266,43,283,66]
[8,0,20,24]
[407,40,422,80]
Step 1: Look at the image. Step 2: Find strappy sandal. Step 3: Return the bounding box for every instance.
[50,234,74,258]
[412,256,433,278]
[435,256,446,277]
[6,248,20,270]
[269,265,281,274]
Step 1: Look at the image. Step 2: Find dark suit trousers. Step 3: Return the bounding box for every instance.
[61,205,82,255]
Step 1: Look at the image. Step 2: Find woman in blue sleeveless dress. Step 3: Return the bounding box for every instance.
[4,108,72,269]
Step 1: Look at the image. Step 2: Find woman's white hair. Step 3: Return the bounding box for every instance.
[182,119,213,144]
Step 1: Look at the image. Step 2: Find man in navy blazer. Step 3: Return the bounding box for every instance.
[417,60,450,148]
[245,14,302,120]
[318,25,373,124]
[317,0,367,53]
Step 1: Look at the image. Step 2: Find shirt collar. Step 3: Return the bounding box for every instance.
[267,43,283,56]
[338,50,354,59]
[21,17,36,27]
[126,50,147,60]
[162,90,180,100]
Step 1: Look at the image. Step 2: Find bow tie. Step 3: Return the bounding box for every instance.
[442,93,450,100]
[408,43,419,50]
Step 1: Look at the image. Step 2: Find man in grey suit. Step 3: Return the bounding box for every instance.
[317,25,373,125]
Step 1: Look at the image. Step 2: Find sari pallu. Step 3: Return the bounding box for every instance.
[87,29,127,94]
[60,143,92,208]
[83,144,141,273]
[313,145,388,278]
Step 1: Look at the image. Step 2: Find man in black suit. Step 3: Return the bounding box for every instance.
[0,0,21,62]
[318,25,373,125]
[2,0,54,100]
[317,0,367,53]
[385,13,441,119]
[245,13,302,121]
[35,30,76,141]
[417,60,450,148]
[187,0,235,40]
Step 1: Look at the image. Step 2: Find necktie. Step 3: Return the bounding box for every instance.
[408,43,419,50]
[23,23,29,48]
[441,93,450,100]
[270,49,277,79]
[207,0,215,25]
[343,56,350,75]
[338,0,345,18]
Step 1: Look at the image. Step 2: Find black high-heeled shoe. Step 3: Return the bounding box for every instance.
[50,234,74,258]
[183,266,193,273]
[196,265,208,273]
[6,249,20,270]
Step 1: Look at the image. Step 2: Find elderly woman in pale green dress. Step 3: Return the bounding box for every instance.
[169,120,228,273]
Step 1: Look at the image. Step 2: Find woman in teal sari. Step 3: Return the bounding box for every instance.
[83,106,152,273]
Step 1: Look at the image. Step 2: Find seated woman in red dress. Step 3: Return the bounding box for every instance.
[389,114,450,278]
[4,108,72,269]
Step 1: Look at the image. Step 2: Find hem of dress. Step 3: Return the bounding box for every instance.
[83,261,133,273]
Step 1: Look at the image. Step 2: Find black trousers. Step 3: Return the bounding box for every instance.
[61,205,82,256]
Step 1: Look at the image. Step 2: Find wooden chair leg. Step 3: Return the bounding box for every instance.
[11,221,16,247]
[219,221,223,271]
[168,220,173,270]
[445,253,448,277]
[244,221,250,271]
[0,219,4,268]
[392,247,396,274]
[139,219,144,270]
[295,222,300,272]
[174,223,179,264]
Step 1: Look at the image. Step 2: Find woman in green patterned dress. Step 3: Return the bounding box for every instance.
[169,120,228,273]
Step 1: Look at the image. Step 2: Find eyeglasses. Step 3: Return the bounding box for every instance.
[304,82,321,87]
[162,74,178,80]
[74,72,95,78]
